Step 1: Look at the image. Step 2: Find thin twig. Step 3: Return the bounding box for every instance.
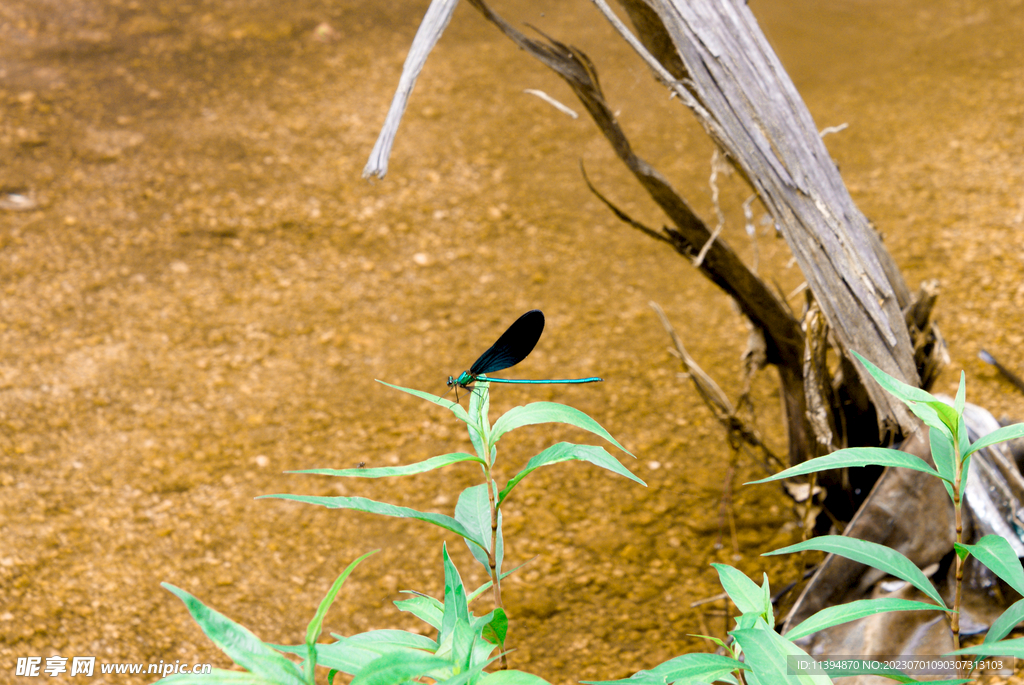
[716,445,741,559]
[523,89,578,118]
[694,150,728,267]
[580,162,673,246]
[980,349,1024,395]
[742,194,758,274]
[690,591,728,608]
[819,123,849,138]
[466,0,806,374]
[651,302,786,472]
[363,0,459,178]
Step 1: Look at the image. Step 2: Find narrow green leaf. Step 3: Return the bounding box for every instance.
[784,598,946,641]
[161,584,306,685]
[481,608,508,647]
[467,561,528,603]
[497,442,645,506]
[449,616,475,672]
[581,652,745,684]
[957,413,969,462]
[312,644,398,677]
[731,634,799,683]
[733,611,760,632]
[965,422,1024,458]
[393,594,443,631]
[959,535,1024,596]
[439,543,470,646]
[491,402,634,457]
[765,537,947,608]
[455,484,502,576]
[581,675,665,685]
[712,564,764,616]
[686,634,731,653]
[469,378,491,416]
[468,627,502,673]
[761,573,774,627]
[930,428,957,502]
[947,637,1024,658]
[479,670,555,685]
[455,484,493,557]
[745,618,847,679]
[349,651,450,685]
[851,351,936,403]
[747,447,942,485]
[984,598,1024,645]
[954,372,966,414]
[307,636,435,676]
[732,619,832,685]
[908,402,953,441]
[376,380,470,424]
[927,401,961,441]
[258,494,488,554]
[340,630,438,651]
[305,551,379,671]
[292,453,484,479]
[851,351,951,439]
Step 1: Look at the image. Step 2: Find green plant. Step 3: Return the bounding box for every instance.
[154,551,377,685]
[585,562,930,685]
[156,378,640,684]
[159,356,1024,684]
[758,352,1024,680]
[261,378,640,663]
[587,351,1024,684]
[154,547,548,685]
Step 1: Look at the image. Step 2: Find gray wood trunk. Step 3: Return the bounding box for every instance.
[614,0,921,433]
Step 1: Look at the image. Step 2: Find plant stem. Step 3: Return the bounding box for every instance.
[951,434,964,674]
[470,384,509,670]
[486,475,508,669]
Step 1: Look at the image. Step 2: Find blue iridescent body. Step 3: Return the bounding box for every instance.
[446,310,602,394]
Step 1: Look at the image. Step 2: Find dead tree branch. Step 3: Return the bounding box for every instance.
[604,0,938,434]
[467,0,823,462]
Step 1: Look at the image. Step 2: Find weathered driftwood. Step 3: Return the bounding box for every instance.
[601,0,926,434]
[465,0,827,464]
[461,0,950,453]
[363,0,458,180]
[362,0,948,458]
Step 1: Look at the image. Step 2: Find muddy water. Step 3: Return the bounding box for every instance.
[1,0,1022,682]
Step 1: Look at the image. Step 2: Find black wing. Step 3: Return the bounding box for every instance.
[470,310,545,375]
